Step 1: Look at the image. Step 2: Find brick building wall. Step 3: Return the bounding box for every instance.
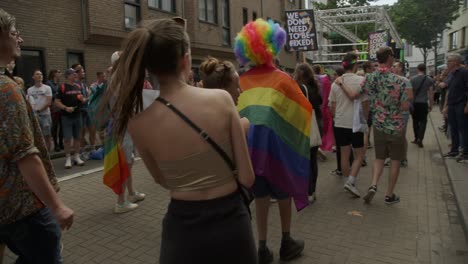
[0,0,303,85]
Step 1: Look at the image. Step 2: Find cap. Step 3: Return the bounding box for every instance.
[111,51,121,65]
[64,68,76,77]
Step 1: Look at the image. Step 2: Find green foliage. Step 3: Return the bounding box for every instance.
[390,0,461,50]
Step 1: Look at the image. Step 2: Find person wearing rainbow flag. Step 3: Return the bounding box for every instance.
[235,19,312,263]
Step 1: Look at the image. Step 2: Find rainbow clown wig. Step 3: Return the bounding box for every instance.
[234,19,286,67]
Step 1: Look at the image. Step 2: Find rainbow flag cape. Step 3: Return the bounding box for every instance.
[103,120,130,195]
[238,65,312,211]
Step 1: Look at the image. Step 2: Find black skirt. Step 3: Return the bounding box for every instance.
[159,192,257,264]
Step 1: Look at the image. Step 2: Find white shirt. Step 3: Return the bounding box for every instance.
[27,84,52,115]
[329,73,366,129]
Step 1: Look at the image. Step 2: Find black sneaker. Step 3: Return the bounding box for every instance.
[363,185,377,204]
[443,152,460,159]
[456,155,468,164]
[279,238,304,261]
[385,194,400,205]
[258,247,273,264]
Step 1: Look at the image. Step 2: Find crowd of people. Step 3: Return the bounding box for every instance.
[1,7,468,264]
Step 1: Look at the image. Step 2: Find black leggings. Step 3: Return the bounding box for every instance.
[160,192,257,264]
[309,147,319,195]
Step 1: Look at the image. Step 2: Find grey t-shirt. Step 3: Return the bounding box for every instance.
[410,75,433,103]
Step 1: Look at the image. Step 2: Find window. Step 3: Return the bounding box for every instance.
[199,0,217,23]
[242,8,248,25]
[148,0,176,12]
[124,0,140,29]
[67,51,84,69]
[15,48,46,87]
[449,31,458,50]
[222,0,230,46]
[252,11,257,21]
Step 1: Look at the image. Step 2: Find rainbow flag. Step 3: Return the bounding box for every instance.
[103,120,130,195]
[238,65,312,211]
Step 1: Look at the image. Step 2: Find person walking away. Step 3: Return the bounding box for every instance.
[330,52,369,198]
[235,19,312,263]
[27,70,53,151]
[295,63,322,202]
[361,47,410,205]
[313,65,334,152]
[47,69,64,152]
[102,19,257,263]
[410,63,434,148]
[442,54,468,163]
[54,68,85,168]
[391,61,413,167]
[0,9,74,263]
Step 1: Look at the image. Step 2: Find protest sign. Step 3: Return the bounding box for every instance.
[368,30,389,60]
[285,10,318,51]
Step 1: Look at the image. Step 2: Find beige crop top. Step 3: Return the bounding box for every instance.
[158,141,236,192]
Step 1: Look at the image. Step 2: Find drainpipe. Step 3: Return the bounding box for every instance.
[81,0,88,42]
[182,0,185,18]
[261,0,264,17]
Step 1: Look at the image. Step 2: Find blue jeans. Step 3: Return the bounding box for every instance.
[448,102,468,155]
[0,208,62,264]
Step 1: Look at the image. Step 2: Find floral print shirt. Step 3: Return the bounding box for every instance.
[361,67,409,135]
[0,70,59,225]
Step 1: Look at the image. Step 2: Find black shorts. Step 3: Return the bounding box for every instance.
[334,127,364,148]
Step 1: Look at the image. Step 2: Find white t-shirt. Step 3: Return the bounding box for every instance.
[27,84,52,115]
[329,73,366,129]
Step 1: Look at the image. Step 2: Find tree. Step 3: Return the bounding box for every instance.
[390,0,461,71]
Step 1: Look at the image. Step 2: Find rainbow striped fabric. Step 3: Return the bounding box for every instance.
[103,120,130,195]
[238,65,312,211]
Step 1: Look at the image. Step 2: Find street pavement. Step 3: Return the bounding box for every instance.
[4,111,468,264]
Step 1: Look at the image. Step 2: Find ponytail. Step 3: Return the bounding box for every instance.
[102,27,151,141]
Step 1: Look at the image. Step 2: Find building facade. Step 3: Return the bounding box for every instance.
[0,0,304,86]
[445,0,468,64]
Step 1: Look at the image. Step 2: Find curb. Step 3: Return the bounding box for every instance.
[50,145,103,160]
[58,158,142,182]
[430,112,468,241]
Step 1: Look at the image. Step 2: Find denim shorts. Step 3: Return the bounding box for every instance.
[61,115,82,140]
[81,111,91,128]
[251,176,289,200]
[37,114,52,137]
[0,208,62,264]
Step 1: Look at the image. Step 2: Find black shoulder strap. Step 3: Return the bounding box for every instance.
[155,97,236,173]
[414,75,427,98]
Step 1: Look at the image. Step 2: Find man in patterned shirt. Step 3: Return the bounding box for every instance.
[0,9,73,263]
[361,47,410,205]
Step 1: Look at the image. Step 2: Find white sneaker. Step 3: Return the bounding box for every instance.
[129,192,146,203]
[65,156,72,169]
[73,154,85,166]
[344,182,361,197]
[308,193,316,203]
[114,201,138,214]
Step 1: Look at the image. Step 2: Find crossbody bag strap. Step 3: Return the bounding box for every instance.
[155,97,237,174]
[414,76,427,99]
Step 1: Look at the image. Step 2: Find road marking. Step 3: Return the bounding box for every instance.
[58,158,142,182]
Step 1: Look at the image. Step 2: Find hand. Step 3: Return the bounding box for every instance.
[65,107,74,113]
[464,104,468,115]
[335,77,343,86]
[443,107,448,118]
[50,205,74,230]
